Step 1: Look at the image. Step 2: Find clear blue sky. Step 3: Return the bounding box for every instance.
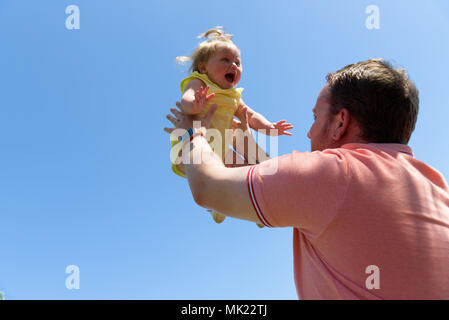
[0,0,448,299]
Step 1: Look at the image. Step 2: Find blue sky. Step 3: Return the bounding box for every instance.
[0,0,448,299]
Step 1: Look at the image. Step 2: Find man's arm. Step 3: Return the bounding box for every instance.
[183,133,263,224]
[166,102,269,224]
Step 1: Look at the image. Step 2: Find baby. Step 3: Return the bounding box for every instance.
[171,27,293,225]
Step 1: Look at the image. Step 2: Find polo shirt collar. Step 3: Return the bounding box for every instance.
[341,143,414,157]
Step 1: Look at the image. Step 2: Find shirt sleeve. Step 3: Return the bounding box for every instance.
[247,149,350,234]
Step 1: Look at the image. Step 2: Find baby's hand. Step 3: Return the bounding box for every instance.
[270,120,294,136]
[194,86,215,113]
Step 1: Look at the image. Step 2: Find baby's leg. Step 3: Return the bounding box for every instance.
[173,147,186,175]
[176,162,186,175]
[207,209,226,224]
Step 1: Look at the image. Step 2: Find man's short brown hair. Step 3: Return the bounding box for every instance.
[326,59,419,144]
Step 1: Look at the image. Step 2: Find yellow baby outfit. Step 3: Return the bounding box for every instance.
[170,72,264,228]
[171,71,242,176]
[171,72,241,225]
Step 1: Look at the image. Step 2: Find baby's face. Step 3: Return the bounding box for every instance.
[199,45,242,89]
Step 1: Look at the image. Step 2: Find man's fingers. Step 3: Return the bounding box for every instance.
[164,127,174,134]
[166,114,177,125]
[241,109,249,127]
[231,118,241,130]
[170,107,182,118]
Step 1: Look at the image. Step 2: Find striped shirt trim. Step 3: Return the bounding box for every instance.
[247,166,273,228]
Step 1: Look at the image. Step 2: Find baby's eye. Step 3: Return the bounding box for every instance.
[313,114,317,120]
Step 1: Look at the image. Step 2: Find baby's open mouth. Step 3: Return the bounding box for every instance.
[225,73,235,83]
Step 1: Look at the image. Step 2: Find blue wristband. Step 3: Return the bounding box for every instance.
[179,128,194,143]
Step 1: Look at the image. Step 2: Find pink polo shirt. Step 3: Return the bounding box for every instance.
[247,143,449,299]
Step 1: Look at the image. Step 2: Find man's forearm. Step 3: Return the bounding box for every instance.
[182,134,224,205]
[177,128,265,224]
[166,104,264,224]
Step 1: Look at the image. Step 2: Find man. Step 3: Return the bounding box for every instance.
[164,59,449,299]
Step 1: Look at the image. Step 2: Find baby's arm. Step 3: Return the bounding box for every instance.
[236,99,271,130]
[235,99,293,136]
[180,79,215,115]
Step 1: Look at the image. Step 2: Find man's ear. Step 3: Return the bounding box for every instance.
[332,108,350,141]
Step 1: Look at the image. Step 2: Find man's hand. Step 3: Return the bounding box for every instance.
[231,106,251,132]
[226,108,271,167]
[164,101,218,134]
[225,107,252,168]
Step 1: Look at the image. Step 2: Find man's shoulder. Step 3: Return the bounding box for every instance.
[339,143,414,157]
[267,143,416,178]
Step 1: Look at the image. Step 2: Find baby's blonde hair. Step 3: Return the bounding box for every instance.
[176,27,239,73]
